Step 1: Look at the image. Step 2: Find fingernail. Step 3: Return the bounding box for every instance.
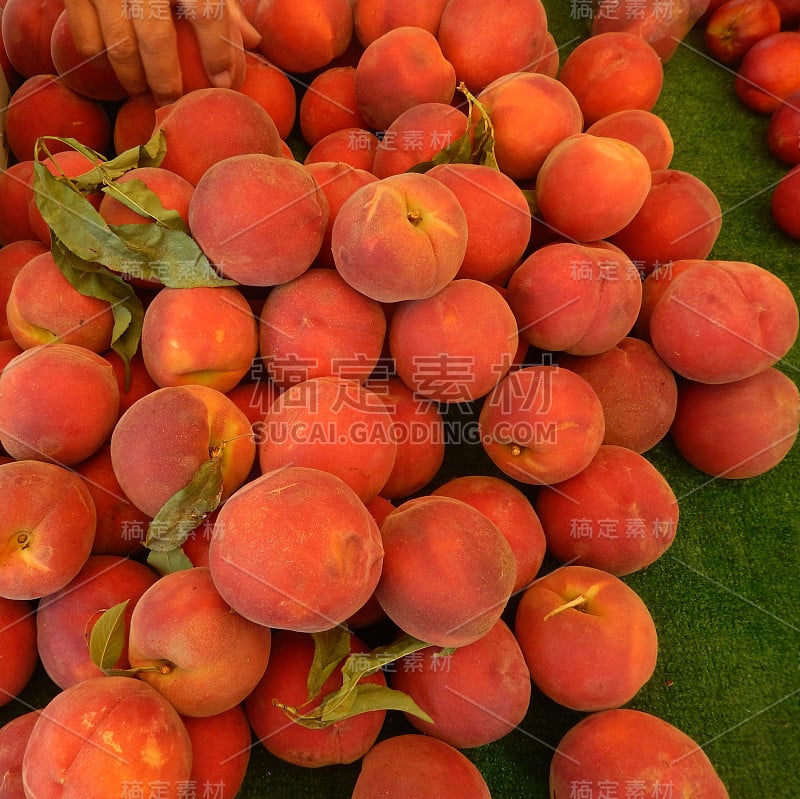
[211,70,233,89]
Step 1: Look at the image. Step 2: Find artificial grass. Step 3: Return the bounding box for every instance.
[2,4,799,798]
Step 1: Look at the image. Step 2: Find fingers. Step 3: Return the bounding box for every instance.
[187,5,247,90]
[131,1,182,104]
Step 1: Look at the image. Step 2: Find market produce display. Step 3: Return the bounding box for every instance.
[0,0,799,797]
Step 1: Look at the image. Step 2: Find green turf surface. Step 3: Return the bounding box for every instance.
[2,3,799,798]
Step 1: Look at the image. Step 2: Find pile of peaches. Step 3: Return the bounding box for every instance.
[0,0,798,797]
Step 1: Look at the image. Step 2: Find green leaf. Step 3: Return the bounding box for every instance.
[102,178,189,233]
[146,453,225,552]
[147,547,195,577]
[88,600,129,671]
[308,628,352,702]
[322,683,433,725]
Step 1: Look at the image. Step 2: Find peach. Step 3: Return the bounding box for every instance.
[245,629,387,767]
[533,30,560,77]
[73,444,151,555]
[5,73,111,163]
[371,102,469,178]
[258,376,397,502]
[181,706,252,799]
[0,343,119,465]
[767,91,800,165]
[535,133,652,242]
[609,169,723,275]
[0,7,22,93]
[171,15,243,94]
[141,286,258,392]
[353,0,449,47]
[0,160,36,244]
[670,367,800,478]
[0,711,39,799]
[35,554,158,689]
[299,66,368,147]
[303,126,380,171]
[254,0,353,74]
[772,162,800,239]
[331,172,468,303]
[535,444,679,575]
[586,108,675,171]
[426,162,532,284]
[112,93,159,154]
[22,676,193,799]
[506,242,643,355]
[376,495,516,647]
[351,734,492,798]
[478,363,606,486]
[550,708,730,798]
[432,475,546,592]
[104,348,159,417]
[516,566,658,711]
[49,9,127,100]
[258,267,386,390]
[208,466,384,632]
[6,250,114,352]
[392,618,530,748]
[704,0,781,64]
[0,460,96,601]
[128,566,271,717]
[558,337,678,454]
[645,259,799,383]
[437,0,549,92]
[364,376,446,501]
[0,0,61,78]
[0,597,37,706]
[155,87,282,186]
[0,339,23,373]
[0,240,48,337]
[388,278,520,403]
[109,384,256,519]
[354,26,456,131]
[734,31,800,113]
[239,53,297,141]
[558,31,664,126]
[304,161,379,268]
[476,71,584,182]
[188,153,329,286]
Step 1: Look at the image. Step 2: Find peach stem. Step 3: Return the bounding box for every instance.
[544,594,587,621]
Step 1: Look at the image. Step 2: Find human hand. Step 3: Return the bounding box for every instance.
[62,0,261,105]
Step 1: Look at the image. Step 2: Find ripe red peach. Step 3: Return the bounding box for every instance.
[0,161,36,244]
[245,629,387,767]
[0,343,119,465]
[772,163,800,238]
[22,676,193,799]
[426,163,532,284]
[354,26,456,131]
[189,153,329,286]
[437,0,549,92]
[104,349,159,416]
[352,0,449,47]
[112,93,159,154]
[0,597,37,706]
[155,87,282,185]
[610,169,723,275]
[432,475,546,592]
[533,30,560,77]
[767,91,800,165]
[258,267,386,390]
[734,31,800,113]
[240,52,297,141]
[535,133,652,242]
[35,554,158,689]
[478,364,606,486]
[705,0,781,64]
[0,240,48,338]
[303,126,380,171]
[351,734,492,799]
[254,0,353,74]
[670,367,800,478]
[299,66,367,147]
[128,566,272,717]
[391,619,531,748]
[332,172,468,303]
[586,108,675,171]
[550,709,730,798]
[0,460,96,601]
[558,31,664,125]
[558,337,678,454]
[376,495,516,647]
[476,71,584,182]
[388,278,520,403]
[516,565,658,710]
[535,444,679,575]
[109,384,256,518]
[208,466,384,632]
[258,376,397,502]
[1,0,61,78]
[0,711,39,798]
